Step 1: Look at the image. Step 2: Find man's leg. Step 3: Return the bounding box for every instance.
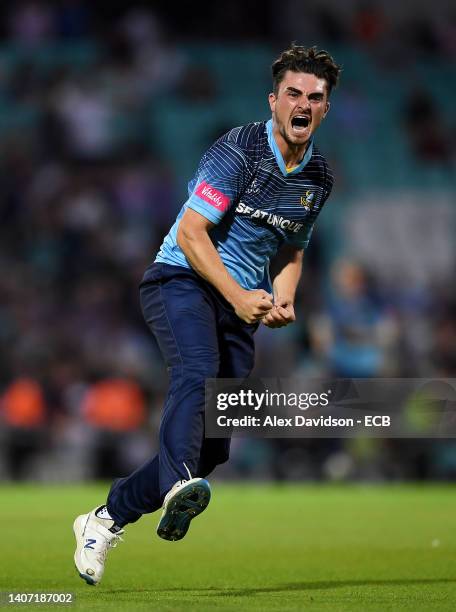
[197,307,258,478]
[107,299,257,507]
[74,266,221,583]
[107,266,220,526]
[155,305,258,541]
[106,455,160,525]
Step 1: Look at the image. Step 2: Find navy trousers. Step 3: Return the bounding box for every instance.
[106,263,257,526]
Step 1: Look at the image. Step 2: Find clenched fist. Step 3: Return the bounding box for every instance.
[262,297,296,328]
[232,289,274,324]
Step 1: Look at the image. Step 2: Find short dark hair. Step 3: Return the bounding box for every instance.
[272,44,341,96]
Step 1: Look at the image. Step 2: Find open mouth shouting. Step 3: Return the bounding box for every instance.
[291,115,311,134]
[291,114,311,135]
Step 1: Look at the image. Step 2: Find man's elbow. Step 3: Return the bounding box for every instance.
[284,245,304,263]
[177,209,215,250]
[176,223,190,251]
[176,221,204,252]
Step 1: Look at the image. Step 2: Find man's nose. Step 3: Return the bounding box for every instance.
[299,96,311,110]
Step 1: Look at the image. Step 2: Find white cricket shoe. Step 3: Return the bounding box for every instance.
[73,508,124,586]
[157,477,211,541]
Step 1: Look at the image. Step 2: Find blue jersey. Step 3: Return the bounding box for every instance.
[154,120,333,291]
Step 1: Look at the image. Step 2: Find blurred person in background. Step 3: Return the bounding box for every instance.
[402,86,453,166]
[310,259,397,377]
[81,378,147,479]
[72,44,341,585]
[0,378,48,480]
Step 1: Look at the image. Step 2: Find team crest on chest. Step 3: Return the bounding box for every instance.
[300,190,315,210]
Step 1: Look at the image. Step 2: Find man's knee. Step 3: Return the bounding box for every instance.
[169,360,219,383]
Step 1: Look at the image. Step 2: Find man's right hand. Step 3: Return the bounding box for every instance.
[231,289,274,324]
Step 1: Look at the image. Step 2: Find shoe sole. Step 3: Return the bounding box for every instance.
[73,514,97,586]
[157,479,211,542]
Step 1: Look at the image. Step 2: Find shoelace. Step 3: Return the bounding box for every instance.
[183,462,192,480]
[164,464,194,501]
[96,532,124,564]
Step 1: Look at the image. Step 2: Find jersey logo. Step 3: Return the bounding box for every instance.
[195,181,230,212]
[245,178,260,195]
[300,191,315,210]
[235,202,303,233]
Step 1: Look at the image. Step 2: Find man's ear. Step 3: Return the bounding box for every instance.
[268,92,276,113]
[323,100,330,118]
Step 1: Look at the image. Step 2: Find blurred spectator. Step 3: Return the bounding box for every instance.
[402,86,453,165]
[1,378,47,480]
[352,2,387,46]
[81,378,146,478]
[331,83,373,137]
[310,260,397,377]
[431,302,456,376]
[50,75,116,161]
[121,8,186,96]
[7,1,56,46]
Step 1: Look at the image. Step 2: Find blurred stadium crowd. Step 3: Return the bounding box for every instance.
[0,0,455,482]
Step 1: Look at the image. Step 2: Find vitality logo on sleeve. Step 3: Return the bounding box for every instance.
[195,181,230,212]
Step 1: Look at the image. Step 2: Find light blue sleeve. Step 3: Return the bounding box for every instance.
[186,140,249,224]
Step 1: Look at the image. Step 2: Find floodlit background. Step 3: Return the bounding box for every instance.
[0,0,455,483]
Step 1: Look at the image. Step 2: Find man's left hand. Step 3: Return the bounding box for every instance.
[261,298,296,328]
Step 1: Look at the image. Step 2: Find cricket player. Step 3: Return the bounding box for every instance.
[74,44,340,585]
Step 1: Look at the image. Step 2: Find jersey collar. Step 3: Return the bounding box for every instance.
[266,119,313,178]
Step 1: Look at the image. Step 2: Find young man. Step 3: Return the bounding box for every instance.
[73,45,340,585]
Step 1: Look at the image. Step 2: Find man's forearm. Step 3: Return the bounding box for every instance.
[176,209,273,324]
[177,224,244,306]
[272,247,304,304]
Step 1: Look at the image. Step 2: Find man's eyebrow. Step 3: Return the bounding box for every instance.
[285,87,324,97]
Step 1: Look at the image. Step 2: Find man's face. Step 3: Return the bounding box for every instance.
[269,70,330,147]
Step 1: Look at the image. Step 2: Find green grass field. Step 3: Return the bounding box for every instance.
[0,483,455,611]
